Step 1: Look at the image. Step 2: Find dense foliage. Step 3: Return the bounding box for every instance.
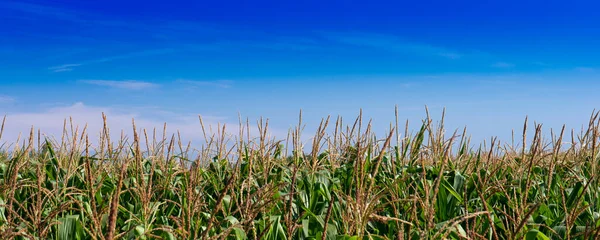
[0,110,599,239]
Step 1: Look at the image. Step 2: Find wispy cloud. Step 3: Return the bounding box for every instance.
[438,52,462,60]
[399,83,415,88]
[79,80,159,90]
[92,48,175,63]
[532,61,550,66]
[477,79,517,85]
[491,62,515,68]
[0,102,289,146]
[0,95,15,103]
[575,67,595,73]
[0,1,79,21]
[46,40,319,73]
[0,102,202,143]
[176,79,233,88]
[322,32,462,59]
[48,48,175,72]
[48,63,82,72]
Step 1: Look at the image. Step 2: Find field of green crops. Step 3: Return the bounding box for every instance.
[1,110,600,239]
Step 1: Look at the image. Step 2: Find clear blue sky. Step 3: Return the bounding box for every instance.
[1,0,599,146]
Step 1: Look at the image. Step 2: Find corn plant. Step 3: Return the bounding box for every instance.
[0,109,599,239]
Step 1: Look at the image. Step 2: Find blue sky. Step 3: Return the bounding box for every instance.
[1,0,600,146]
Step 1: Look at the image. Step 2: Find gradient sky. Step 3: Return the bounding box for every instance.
[1,0,600,146]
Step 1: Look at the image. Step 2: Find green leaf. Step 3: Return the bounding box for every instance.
[441,178,463,202]
[232,227,247,240]
[134,224,145,237]
[566,182,583,208]
[302,219,310,236]
[525,229,550,240]
[57,215,83,240]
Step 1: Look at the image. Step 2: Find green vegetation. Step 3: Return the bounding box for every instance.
[1,109,600,239]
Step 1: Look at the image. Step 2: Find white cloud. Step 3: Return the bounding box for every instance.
[0,103,289,151]
[322,32,462,60]
[176,79,233,88]
[0,103,194,145]
[532,61,550,66]
[491,62,515,68]
[438,52,462,60]
[48,48,175,72]
[0,103,189,147]
[79,80,159,90]
[0,95,15,103]
[48,63,82,72]
[52,68,74,72]
[575,67,595,73]
[0,1,79,21]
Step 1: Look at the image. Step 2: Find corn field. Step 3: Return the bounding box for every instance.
[0,108,600,239]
